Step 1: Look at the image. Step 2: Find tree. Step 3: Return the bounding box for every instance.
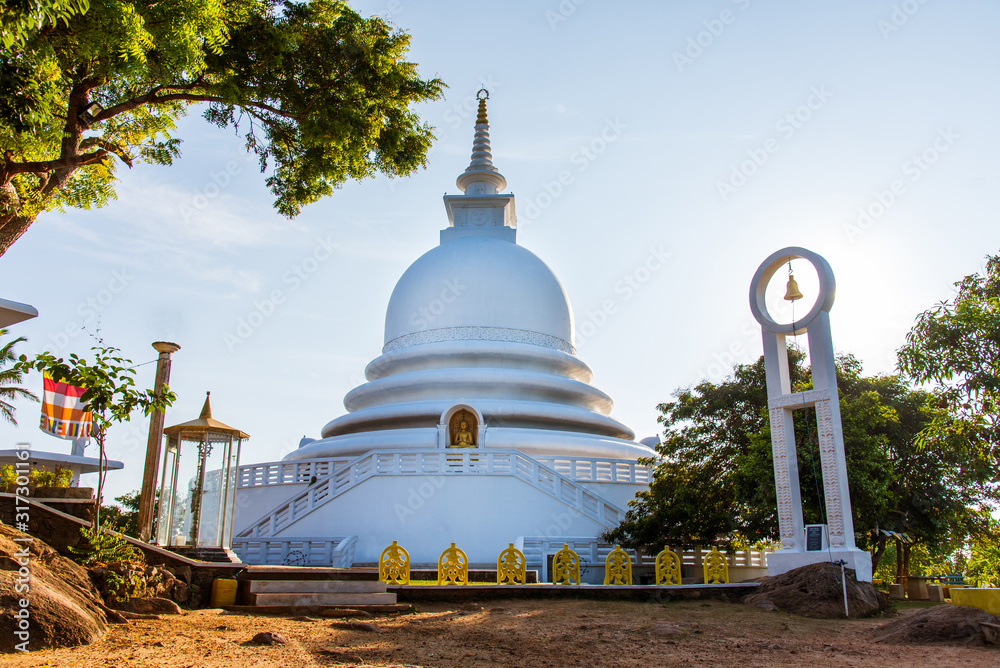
[0,0,445,255]
[16,338,175,530]
[897,251,1000,476]
[603,353,995,573]
[0,328,37,424]
[101,489,152,537]
[1,0,90,49]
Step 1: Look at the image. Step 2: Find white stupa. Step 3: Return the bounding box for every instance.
[233,94,655,578]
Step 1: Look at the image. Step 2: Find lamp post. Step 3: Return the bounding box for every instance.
[137,341,180,542]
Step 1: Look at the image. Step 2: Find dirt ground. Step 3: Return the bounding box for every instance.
[4,599,998,667]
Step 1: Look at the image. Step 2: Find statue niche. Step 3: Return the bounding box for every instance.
[448,410,478,448]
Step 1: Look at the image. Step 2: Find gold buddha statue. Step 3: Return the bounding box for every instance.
[451,420,475,448]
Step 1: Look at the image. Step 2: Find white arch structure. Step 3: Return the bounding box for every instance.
[749,246,872,582]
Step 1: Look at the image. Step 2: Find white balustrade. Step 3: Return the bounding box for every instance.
[236,449,628,540]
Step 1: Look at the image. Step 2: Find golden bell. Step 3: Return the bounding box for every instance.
[784,274,803,301]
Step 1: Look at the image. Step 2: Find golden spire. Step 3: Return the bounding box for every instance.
[476,89,488,125]
[199,391,212,419]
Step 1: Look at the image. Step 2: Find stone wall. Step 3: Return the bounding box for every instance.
[0,494,245,608]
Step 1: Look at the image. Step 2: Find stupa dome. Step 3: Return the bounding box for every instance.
[383,235,574,353]
[286,91,651,462]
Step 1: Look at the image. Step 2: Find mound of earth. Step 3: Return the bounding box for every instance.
[0,522,110,653]
[871,604,1000,646]
[743,562,890,618]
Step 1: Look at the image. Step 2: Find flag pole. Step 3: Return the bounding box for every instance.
[137,342,180,542]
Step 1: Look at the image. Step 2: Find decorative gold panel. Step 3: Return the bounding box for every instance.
[438,542,469,585]
[603,546,632,585]
[654,547,682,586]
[553,544,581,585]
[497,543,526,584]
[703,546,729,585]
[379,540,410,585]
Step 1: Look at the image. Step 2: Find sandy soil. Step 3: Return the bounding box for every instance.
[4,599,998,667]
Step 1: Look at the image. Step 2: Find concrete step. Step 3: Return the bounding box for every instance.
[237,566,381,581]
[224,604,413,615]
[253,592,398,606]
[249,580,387,594]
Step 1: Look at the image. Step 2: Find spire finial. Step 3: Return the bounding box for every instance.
[456,89,506,195]
[476,88,489,124]
[199,391,213,420]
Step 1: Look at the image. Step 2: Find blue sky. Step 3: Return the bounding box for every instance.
[2,0,999,501]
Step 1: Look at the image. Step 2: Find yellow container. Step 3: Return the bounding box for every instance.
[210,578,238,607]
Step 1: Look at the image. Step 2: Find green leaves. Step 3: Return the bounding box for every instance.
[0,328,38,425]
[0,0,444,256]
[898,251,1000,476]
[1,0,90,49]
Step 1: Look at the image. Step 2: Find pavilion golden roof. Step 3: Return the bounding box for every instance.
[163,392,249,439]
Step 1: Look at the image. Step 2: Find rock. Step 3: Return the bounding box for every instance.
[0,523,109,652]
[320,608,373,618]
[742,562,890,619]
[116,611,162,621]
[330,621,379,632]
[250,630,288,645]
[113,597,182,615]
[871,605,1000,645]
[170,565,192,585]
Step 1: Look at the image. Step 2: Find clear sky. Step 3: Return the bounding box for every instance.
[2,0,999,502]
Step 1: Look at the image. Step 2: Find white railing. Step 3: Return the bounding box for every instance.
[232,535,358,567]
[533,456,651,484]
[236,449,627,539]
[238,454,650,488]
[520,536,769,577]
[237,458,353,488]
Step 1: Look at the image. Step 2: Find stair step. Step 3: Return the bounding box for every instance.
[249,580,387,594]
[254,592,397,606]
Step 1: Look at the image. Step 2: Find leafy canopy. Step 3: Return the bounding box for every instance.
[0,0,444,254]
[898,251,1000,474]
[0,328,38,425]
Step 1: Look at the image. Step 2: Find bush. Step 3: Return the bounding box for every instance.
[0,465,74,488]
[69,526,144,567]
[28,466,73,488]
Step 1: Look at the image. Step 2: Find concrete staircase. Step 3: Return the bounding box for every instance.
[247,579,397,606]
[231,566,409,613]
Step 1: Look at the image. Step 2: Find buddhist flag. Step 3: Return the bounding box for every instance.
[39,374,92,440]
